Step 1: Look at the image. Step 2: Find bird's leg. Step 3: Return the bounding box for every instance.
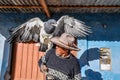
[49,42,53,50]
[41,42,54,78]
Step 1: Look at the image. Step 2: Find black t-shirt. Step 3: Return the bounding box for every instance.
[39,49,81,80]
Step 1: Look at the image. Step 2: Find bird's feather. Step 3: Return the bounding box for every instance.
[8,17,57,52]
[53,15,92,37]
[8,17,44,43]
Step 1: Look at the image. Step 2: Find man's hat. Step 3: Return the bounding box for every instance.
[51,33,80,51]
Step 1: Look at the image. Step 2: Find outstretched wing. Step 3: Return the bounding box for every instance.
[8,17,44,43]
[53,15,92,37]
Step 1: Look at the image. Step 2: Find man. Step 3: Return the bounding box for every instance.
[39,33,81,80]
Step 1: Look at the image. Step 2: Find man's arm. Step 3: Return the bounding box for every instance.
[74,73,81,80]
[73,59,82,80]
[38,49,53,72]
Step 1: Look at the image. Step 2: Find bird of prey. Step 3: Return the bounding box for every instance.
[8,15,92,52]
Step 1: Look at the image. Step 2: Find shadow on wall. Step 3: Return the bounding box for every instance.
[78,48,103,80]
[82,69,103,80]
[78,48,100,69]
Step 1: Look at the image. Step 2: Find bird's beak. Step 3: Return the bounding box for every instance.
[51,24,57,26]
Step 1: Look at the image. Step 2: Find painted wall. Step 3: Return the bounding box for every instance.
[0,34,6,77]
[77,14,120,80]
[0,13,120,80]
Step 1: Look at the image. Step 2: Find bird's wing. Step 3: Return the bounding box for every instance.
[8,17,44,43]
[54,15,92,37]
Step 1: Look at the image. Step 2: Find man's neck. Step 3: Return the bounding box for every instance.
[56,51,70,58]
[61,53,70,58]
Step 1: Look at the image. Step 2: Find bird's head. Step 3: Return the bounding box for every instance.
[48,19,57,24]
[44,19,57,34]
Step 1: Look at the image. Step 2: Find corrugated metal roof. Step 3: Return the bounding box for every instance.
[0,0,40,6]
[50,7,120,13]
[46,0,120,6]
[0,0,120,13]
[0,0,42,13]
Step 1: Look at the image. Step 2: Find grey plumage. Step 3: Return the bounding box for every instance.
[8,17,56,52]
[53,15,92,37]
[8,18,43,43]
[44,19,56,34]
[8,15,92,52]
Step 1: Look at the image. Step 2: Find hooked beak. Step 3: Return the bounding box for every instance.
[51,24,57,26]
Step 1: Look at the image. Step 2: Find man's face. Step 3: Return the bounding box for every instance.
[56,46,69,55]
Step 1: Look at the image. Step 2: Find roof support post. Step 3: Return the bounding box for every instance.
[39,0,51,18]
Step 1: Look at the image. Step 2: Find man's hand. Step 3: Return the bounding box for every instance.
[40,64,48,73]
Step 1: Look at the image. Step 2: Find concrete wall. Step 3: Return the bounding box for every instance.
[0,13,120,80]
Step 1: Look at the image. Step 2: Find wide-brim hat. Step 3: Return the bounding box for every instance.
[51,33,80,51]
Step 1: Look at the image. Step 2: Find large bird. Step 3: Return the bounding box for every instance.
[8,15,92,52]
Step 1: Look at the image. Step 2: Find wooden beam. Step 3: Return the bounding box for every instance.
[49,5,120,8]
[39,0,51,18]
